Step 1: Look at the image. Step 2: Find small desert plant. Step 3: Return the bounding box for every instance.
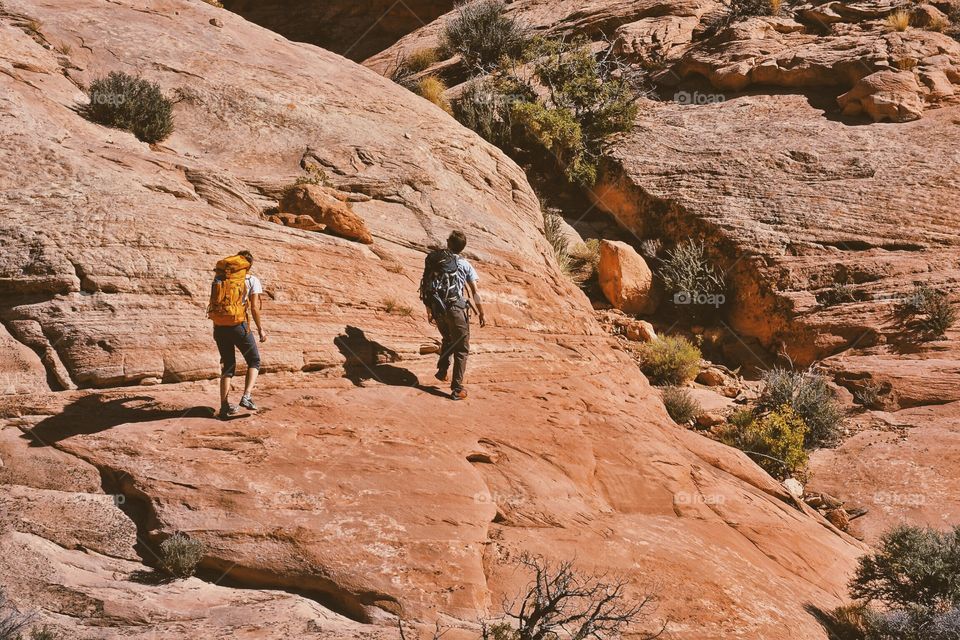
[84,71,174,143]
[404,48,440,73]
[853,380,883,409]
[293,164,332,188]
[661,386,701,424]
[454,77,528,147]
[440,0,529,74]
[158,532,204,579]
[851,525,960,613]
[414,76,453,115]
[202,0,224,7]
[568,238,601,284]
[886,9,912,31]
[0,595,31,640]
[758,367,844,447]
[383,298,414,317]
[819,603,871,640]
[638,335,701,385]
[639,238,663,260]
[900,284,956,338]
[27,627,62,640]
[658,240,725,306]
[728,0,776,21]
[513,36,640,186]
[821,280,858,306]
[927,14,950,32]
[543,212,573,275]
[718,405,808,479]
[482,553,664,640]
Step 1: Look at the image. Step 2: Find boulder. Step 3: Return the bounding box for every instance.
[838,70,925,122]
[912,3,950,27]
[597,240,657,314]
[279,184,374,244]
[825,508,850,531]
[783,478,805,500]
[696,367,726,386]
[626,319,658,342]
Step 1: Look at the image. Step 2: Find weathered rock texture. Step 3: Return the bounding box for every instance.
[370,0,960,552]
[0,0,867,638]
[220,0,456,61]
[597,239,658,314]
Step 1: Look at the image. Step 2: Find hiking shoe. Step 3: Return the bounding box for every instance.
[239,395,257,411]
[435,369,448,382]
[219,403,239,419]
[450,389,468,401]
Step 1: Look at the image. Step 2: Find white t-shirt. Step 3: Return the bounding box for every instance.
[244,274,263,305]
[456,256,479,288]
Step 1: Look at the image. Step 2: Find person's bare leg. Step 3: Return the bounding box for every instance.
[219,375,232,405]
[242,367,258,397]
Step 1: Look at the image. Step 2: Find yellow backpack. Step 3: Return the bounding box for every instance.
[207,255,251,326]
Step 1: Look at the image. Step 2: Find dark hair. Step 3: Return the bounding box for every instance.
[446,231,467,253]
[238,250,253,265]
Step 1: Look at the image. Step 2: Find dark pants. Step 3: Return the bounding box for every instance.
[213,322,261,378]
[435,304,470,392]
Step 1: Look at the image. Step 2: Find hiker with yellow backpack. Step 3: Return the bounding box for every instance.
[207,250,266,419]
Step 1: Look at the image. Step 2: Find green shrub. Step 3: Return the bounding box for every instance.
[718,405,808,479]
[638,335,701,385]
[901,284,955,338]
[851,525,960,613]
[659,240,725,305]
[516,36,638,186]
[440,0,529,74]
[661,386,701,424]
[158,532,204,579]
[758,367,843,447]
[454,77,527,147]
[84,71,174,143]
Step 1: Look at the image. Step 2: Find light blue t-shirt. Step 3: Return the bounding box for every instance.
[457,256,479,287]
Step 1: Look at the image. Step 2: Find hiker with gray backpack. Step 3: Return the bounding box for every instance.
[419,231,486,400]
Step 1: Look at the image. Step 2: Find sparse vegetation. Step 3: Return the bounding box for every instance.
[900,284,956,338]
[658,240,725,305]
[404,48,441,74]
[638,335,701,385]
[824,525,960,640]
[718,405,808,479]
[661,386,701,424]
[481,553,665,640]
[568,238,601,284]
[758,367,844,447]
[543,212,573,275]
[414,76,454,115]
[728,0,776,22]
[453,77,528,147]
[512,36,640,186]
[202,0,224,7]
[0,590,33,640]
[886,9,912,31]
[853,380,883,409]
[440,0,530,74]
[383,298,415,317]
[821,279,858,306]
[639,238,663,260]
[83,71,174,143]
[293,164,332,188]
[26,627,61,640]
[158,532,204,579]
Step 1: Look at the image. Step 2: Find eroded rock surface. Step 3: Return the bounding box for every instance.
[0,0,868,638]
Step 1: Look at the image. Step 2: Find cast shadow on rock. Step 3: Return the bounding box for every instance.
[23,395,213,446]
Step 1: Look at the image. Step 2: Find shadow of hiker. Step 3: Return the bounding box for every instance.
[23,395,214,447]
[334,326,419,387]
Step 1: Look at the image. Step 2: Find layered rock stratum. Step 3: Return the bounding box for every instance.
[0,0,874,638]
[372,0,960,548]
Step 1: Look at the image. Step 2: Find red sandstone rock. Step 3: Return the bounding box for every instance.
[597,240,658,314]
[280,184,372,242]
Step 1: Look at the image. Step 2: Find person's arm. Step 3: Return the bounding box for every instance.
[467,280,485,327]
[249,293,267,342]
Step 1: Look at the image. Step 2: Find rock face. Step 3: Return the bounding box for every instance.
[0,0,868,638]
[220,0,456,61]
[597,240,658,314]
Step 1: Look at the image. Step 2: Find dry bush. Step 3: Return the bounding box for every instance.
[83,71,174,143]
[383,298,414,317]
[440,0,529,74]
[159,532,204,579]
[758,367,843,447]
[415,76,453,115]
[661,386,701,424]
[886,9,911,31]
[405,48,440,73]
